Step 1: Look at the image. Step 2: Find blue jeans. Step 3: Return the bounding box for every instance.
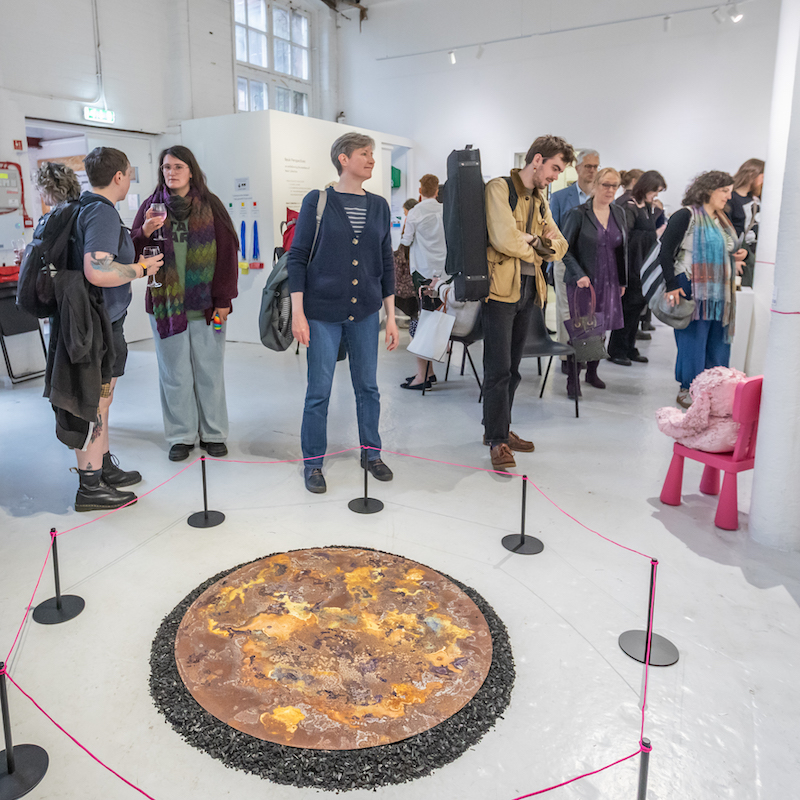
[301,313,382,469]
[674,318,730,390]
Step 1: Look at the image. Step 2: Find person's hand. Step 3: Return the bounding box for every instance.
[736,262,744,276]
[577,276,591,288]
[385,317,399,351]
[653,199,664,210]
[543,226,558,240]
[143,207,166,238]
[214,306,231,323]
[666,287,686,307]
[620,286,626,297]
[141,253,164,276]
[522,232,535,244]
[292,310,310,346]
[733,248,748,262]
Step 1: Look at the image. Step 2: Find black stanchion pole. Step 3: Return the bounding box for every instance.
[33,530,85,625]
[637,738,651,800]
[349,452,383,514]
[619,559,679,666]
[188,456,225,528]
[0,664,49,799]
[502,475,544,555]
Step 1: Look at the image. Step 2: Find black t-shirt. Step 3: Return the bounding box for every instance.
[726,192,758,240]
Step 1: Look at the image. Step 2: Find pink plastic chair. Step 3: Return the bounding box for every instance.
[660,375,763,530]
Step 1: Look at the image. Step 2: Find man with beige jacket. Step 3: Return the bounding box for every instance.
[482,135,574,471]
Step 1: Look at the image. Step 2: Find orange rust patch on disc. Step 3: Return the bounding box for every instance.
[175,548,492,750]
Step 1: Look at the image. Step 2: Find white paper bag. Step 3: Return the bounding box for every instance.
[407,309,455,362]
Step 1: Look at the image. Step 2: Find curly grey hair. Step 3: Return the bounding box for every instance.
[34,162,81,206]
[330,132,375,175]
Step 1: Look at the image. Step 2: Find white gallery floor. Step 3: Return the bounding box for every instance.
[1,315,798,800]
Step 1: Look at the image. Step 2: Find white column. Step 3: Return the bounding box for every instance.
[749,0,800,548]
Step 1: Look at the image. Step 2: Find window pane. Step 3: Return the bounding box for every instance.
[293,91,308,116]
[248,29,267,67]
[291,11,308,46]
[247,0,266,31]
[292,45,308,80]
[235,24,248,62]
[250,81,268,112]
[234,0,246,24]
[273,7,290,40]
[275,87,292,113]
[274,38,290,74]
[237,77,249,111]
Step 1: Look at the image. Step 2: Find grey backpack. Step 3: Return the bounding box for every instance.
[259,190,326,351]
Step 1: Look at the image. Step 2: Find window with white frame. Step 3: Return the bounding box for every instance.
[234,0,311,115]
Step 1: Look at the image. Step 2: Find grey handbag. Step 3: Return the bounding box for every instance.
[650,282,696,329]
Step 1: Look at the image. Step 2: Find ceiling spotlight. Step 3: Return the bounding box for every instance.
[728,3,743,22]
[663,15,671,32]
[476,44,484,60]
[712,7,725,24]
[449,50,456,65]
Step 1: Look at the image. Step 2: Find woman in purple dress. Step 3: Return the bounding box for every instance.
[560,168,629,399]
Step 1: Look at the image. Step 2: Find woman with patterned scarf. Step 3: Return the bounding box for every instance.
[132,146,239,460]
[660,171,748,408]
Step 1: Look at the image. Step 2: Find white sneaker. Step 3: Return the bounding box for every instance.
[677,388,692,408]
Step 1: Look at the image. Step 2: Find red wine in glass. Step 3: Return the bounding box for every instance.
[151,203,167,241]
[143,246,162,288]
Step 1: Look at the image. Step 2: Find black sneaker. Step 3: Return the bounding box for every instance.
[169,443,195,461]
[304,468,326,494]
[360,451,393,481]
[200,441,228,457]
[102,452,142,488]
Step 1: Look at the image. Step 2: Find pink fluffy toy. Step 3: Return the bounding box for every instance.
[656,367,747,453]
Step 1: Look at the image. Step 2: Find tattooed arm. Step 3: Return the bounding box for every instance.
[83,250,163,287]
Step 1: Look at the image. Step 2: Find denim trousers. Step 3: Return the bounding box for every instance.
[302,312,382,469]
[674,318,730,390]
[482,274,535,446]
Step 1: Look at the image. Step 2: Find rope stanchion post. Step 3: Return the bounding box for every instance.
[619,560,679,666]
[348,450,383,514]
[502,476,544,555]
[637,738,652,799]
[0,665,48,800]
[32,529,84,626]
[188,456,225,528]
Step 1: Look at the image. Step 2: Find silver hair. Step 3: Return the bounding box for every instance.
[33,162,81,206]
[575,149,600,166]
[330,132,375,175]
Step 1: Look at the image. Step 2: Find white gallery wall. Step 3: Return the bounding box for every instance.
[337,0,780,213]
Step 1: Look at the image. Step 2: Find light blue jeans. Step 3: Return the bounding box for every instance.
[149,315,229,445]
[301,313,382,470]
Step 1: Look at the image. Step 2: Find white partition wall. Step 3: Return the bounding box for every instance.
[182,111,413,344]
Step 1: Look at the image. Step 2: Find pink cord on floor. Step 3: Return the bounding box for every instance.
[771,309,800,315]
[201,446,362,464]
[2,669,157,800]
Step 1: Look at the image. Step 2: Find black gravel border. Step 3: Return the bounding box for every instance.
[149,547,515,791]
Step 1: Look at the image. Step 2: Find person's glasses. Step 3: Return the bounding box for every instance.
[162,164,187,173]
[600,182,620,190]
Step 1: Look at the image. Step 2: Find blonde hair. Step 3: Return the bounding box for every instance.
[593,167,621,188]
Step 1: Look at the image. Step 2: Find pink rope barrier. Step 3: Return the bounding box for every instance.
[1,668,158,800]
[771,309,800,315]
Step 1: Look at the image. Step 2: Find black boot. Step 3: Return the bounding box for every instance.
[102,452,142,488]
[74,468,137,512]
[566,356,582,399]
[585,360,606,389]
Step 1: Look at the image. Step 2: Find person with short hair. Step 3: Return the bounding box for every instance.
[661,171,748,408]
[561,167,629,398]
[66,147,163,510]
[482,135,572,470]
[33,162,81,208]
[400,173,446,389]
[288,132,398,494]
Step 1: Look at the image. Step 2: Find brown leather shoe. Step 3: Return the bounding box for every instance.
[490,444,516,471]
[508,431,534,452]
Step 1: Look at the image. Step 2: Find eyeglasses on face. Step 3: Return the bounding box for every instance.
[162,164,187,173]
[599,182,620,190]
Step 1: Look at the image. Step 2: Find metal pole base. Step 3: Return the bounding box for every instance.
[0,744,48,800]
[187,510,225,528]
[501,534,544,555]
[32,596,84,626]
[348,498,384,514]
[618,630,679,666]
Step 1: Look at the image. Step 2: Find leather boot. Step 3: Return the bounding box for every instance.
[74,468,137,512]
[102,452,142,488]
[566,356,582,399]
[585,360,606,389]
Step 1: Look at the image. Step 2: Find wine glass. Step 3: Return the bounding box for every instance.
[150,203,167,241]
[142,246,162,289]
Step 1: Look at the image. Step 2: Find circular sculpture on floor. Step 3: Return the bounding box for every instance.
[151,547,514,790]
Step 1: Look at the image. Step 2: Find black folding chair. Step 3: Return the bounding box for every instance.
[443,307,483,402]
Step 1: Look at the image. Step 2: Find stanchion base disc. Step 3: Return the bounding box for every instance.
[188,510,226,529]
[32,595,85,625]
[501,534,544,555]
[0,744,49,800]
[618,630,680,666]
[348,498,384,515]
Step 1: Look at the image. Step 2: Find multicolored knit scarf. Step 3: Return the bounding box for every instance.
[690,206,735,338]
[143,186,217,339]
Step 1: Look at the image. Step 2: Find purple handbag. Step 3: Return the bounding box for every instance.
[565,285,607,362]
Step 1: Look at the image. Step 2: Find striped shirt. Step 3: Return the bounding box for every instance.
[341,192,368,235]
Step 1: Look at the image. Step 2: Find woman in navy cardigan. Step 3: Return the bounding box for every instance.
[287,132,398,494]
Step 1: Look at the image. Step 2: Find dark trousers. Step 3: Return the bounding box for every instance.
[482,274,534,446]
[608,290,646,359]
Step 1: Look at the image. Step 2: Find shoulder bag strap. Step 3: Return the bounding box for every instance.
[309,189,328,262]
